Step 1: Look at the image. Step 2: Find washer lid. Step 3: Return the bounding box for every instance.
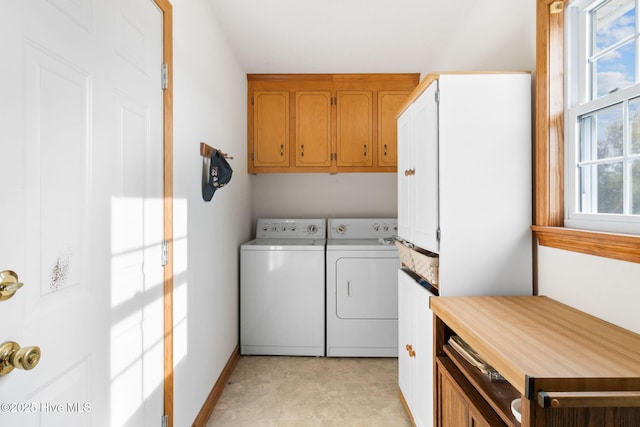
[241,238,326,250]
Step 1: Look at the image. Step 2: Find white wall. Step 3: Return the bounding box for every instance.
[172,1,251,425]
[537,246,640,334]
[251,173,397,224]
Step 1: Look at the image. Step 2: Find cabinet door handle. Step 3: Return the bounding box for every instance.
[280,144,284,156]
[347,280,352,297]
[384,144,388,156]
[301,144,304,157]
[405,344,412,351]
[409,349,416,357]
[363,144,367,157]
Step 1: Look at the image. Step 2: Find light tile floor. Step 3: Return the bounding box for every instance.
[207,356,412,427]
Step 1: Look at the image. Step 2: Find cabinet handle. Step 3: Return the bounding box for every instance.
[409,349,416,357]
[406,344,412,351]
[363,144,367,157]
[280,144,284,156]
[538,390,640,408]
[384,144,388,156]
[301,144,304,157]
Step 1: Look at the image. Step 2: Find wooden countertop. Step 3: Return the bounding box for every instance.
[430,296,640,399]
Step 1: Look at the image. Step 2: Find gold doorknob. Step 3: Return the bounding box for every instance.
[0,270,24,301]
[0,341,41,375]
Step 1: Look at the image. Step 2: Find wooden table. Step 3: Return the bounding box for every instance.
[430,296,640,426]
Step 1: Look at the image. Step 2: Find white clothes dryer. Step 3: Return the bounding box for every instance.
[240,219,326,356]
[326,218,400,357]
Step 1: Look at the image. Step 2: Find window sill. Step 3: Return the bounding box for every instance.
[531,225,640,264]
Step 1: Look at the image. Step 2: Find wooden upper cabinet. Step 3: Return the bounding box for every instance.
[336,91,372,167]
[251,91,289,167]
[378,91,411,167]
[295,91,332,168]
[247,74,419,173]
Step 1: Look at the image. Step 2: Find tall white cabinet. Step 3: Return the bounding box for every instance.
[396,72,533,427]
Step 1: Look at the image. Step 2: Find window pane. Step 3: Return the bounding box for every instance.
[579,104,624,161]
[594,42,636,98]
[579,162,624,213]
[634,159,640,214]
[632,97,640,154]
[594,0,635,55]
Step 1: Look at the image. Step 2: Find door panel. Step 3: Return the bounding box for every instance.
[336,91,373,166]
[253,91,290,167]
[0,1,164,425]
[295,91,332,167]
[378,91,410,166]
[336,257,399,319]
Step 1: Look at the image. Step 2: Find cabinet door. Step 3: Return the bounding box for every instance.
[413,281,435,427]
[252,91,290,167]
[437,360,471,427]
[295,91,332,168]
[378,91,410,167]
[336,91,373,167]
[412,82,440,253]
[397,270,414,405]
[397,104,414,242]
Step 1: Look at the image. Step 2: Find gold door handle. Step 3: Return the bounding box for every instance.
[409,349,416,357]
[0,270,24,301]
[280,144,284,156]
[406,344,412,351]
[384,144,388,156]
[0,341,41,375]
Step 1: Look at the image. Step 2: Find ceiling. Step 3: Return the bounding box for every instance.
[208,0,536,75]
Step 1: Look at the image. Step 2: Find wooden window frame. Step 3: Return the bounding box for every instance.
[533,0,640,264]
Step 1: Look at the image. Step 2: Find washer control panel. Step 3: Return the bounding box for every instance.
[256,218,326,239]
[328,218,398,239]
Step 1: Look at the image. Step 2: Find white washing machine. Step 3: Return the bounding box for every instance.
[326,218,400,357]
[240,218,326,356]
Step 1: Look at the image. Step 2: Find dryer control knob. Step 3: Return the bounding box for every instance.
[307,224,318,234]
[336,224,347,234]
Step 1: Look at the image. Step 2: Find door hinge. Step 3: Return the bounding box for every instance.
[435,89,440,103]
[436,228,441,241]
[161,63,169,90]
[162,240,169,266]
[161,414,168,427]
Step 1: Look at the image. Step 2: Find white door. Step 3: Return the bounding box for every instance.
[0,1,165,426]
[412,81,439,254]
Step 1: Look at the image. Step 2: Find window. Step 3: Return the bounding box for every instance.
[565,0,640,234]
[533,0,640,264]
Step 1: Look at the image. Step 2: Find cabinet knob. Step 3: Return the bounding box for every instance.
[409,349,416,357]
[406,344,412,351]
